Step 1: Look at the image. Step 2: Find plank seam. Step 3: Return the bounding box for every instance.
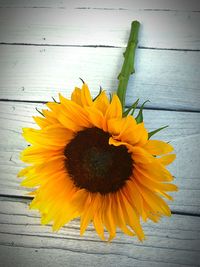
[0,243,195,266]
[0,42,121,48]
[0,222,198,241]
[0,42,200,52]
[0,235,199,255]
[0,194,200,217]
[75,8,200,13]
[172,211,200,218]
[0,6,199,13]
[0,99,200,113]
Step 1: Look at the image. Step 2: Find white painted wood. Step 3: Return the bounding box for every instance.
[0,1,199,265]
[0,46,200,111]
[0,0,199,11]
[0,101,199,214]
[0,8,199,49]
[0,197,200,267]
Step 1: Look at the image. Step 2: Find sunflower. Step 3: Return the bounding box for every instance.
[18,83,177,241]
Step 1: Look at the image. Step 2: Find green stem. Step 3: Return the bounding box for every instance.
[117,21,140,111]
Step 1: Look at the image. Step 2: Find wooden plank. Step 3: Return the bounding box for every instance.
[0,0,199,12]
[0,46,200,111]
[0,8,199,49]
[0,197,200,267]
[0,101,200,214]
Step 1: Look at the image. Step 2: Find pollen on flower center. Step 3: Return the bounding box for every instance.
[64,127,133,194]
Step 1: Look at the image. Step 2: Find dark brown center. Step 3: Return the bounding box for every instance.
[64,127,133,194]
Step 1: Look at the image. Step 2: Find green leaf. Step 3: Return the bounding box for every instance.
[79,77,85,84]
[135,100,150,123]
[108,92,112,102]
[123,98,139,117]
[93,86,103,101]
[148,125,169,139]
[131,99,139,115]
[35,107,45,117]
[52,96,58,103]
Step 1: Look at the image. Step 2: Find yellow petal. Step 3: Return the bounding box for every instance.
[39,181,71,220]
[102,194,116,242]
[93,204,105,241]
[46,102,80,132]
[124,180,144,216]
[108,137,127,147]
[80,193,98,235]
[108,115,136,139]
[81,83,93,106]
[70,189,89,211]
[130,146,155,164]
[115,192,135,236]
[46,102,60,114]
[109,116,148,147]
[109,138,152,166]
[22,125,74,150]
[71,87,82,106]
[21,145,64,164]
[59,93,91,128]
[22,168,66,188]
[116,115,137,139]
[142,200,161,222]
[33,116,49,129]
[159,191,174,201]
[135,160,173,182]
[85,106,106,130]
[93,91,110,115]
[144,140,174,155]
[122,122,148,146]
[17,166,33,178]
[50,185,78,229]
[135,181,171,216]
[20,158,66,187]
[119,190,145,241]
[42,109,59,124]
[58,113,82,132]
[134,168,178,193]
[105,94,122,120]
[157,154,176,166]
[107,117,127,136]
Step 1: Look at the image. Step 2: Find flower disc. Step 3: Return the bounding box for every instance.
[64,127,133,194]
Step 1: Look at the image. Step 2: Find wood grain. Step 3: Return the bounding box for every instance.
[0,101,199,214]
[0,8,199,49]
[0,197,200,267]
[0,45,200,111]
[0,0,199,11]
[0,1,199,266]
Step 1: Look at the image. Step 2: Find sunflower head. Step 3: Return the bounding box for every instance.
[19,83,177,241]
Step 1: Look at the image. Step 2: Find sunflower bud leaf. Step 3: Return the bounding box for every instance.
[35,107,45,117]
[52,97,58,103]
[93,86,103,101]
[135,100,150,123]
[123,98,139,117]
[79,77,85,84]
[148,125,169,139]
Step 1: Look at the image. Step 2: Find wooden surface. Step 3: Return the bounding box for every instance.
[0,1,200,266]
[0,197,200,267]
[1,46,200,111]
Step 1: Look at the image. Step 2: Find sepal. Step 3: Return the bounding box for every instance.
[35,107,45,117]
[123,98,139,117]
[148,125,168,139]
[135,100,150,123]
[93,86,103,101]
